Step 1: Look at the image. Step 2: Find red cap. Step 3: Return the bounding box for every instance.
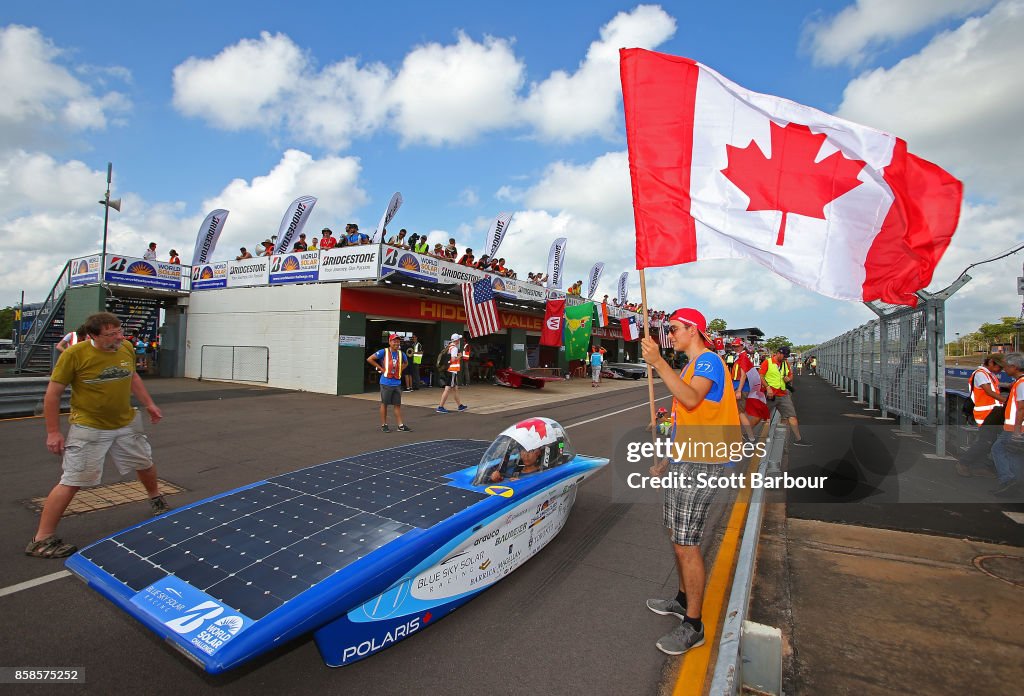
[668,308,713,348]
[732,338,743,346]
[388,333,400,342]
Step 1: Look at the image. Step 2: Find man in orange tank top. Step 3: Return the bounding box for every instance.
[640,307,741,656]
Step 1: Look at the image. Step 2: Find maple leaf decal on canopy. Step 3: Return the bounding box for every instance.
[721,122,866,246]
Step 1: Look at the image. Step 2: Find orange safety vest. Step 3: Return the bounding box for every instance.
[382,349,405,380]
[670,352,742,464]
[970,366,1000,426]
[1002,375,1024,432]
[447,344,461,373]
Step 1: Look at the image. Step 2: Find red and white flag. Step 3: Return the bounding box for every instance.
[658,323,673,349]
[540,299,565,347]
[621,315,640,342]
[596,302,609,328]
[620,48,962,307]
[461,278,502,336]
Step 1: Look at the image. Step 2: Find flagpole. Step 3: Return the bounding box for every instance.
[638,269,658,435]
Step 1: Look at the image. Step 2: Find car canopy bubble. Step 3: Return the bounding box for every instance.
[473,417,575,486]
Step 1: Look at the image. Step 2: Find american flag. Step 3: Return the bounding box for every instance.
[657,320,673,349]
[461,278,503,336]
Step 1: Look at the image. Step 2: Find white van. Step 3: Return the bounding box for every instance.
[0,340,15,363]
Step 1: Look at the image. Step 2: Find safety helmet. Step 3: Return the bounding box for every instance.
[473,417,575,485]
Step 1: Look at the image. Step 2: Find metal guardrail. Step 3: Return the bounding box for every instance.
[810,293,950,455]
[709,410,785,695]
[0,377,70,418]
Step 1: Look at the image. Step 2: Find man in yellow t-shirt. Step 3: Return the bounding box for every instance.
[26,312,169,559]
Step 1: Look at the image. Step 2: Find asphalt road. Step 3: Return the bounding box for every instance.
[1,379,718,695]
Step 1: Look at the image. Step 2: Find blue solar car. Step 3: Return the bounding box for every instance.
[66,418,607,673]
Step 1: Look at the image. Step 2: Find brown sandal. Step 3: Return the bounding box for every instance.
[25,535,77,559]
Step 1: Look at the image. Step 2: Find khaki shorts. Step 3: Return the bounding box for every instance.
[60,410,154,487]
[773,393,797,420]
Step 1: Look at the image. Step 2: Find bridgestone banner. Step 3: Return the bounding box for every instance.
[483,212,514,259]
[274,195,318,255]
[318,246,381,281]
[547,237,567,290]
[191,209,229,265]
[372,191,403,244]
[227,257,270,287]
[586,261,604,300]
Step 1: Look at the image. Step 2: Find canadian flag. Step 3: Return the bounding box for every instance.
[620,49,962,306]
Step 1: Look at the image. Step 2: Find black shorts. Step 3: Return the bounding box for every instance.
[444,371,459,388]
[380,385,402,406]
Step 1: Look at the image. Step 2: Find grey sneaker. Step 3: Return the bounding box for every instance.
[656,621,705,656]
[646,598,685,619]
[149,495,170,516]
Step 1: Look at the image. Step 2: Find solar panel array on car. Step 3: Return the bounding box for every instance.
[79,440,489,620]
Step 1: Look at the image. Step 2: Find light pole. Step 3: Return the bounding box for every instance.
[955,332,960,358]
[98,162,121,278]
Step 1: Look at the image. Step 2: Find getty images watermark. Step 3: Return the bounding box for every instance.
[623,437,828,491]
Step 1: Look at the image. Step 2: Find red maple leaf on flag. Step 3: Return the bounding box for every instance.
[721,122,866,246]
[516,418,548,439]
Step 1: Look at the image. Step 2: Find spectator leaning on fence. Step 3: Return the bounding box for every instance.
[990,352,1024,498]
[956,353,1006,478]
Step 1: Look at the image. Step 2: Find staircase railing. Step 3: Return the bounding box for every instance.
[17,260,72,370]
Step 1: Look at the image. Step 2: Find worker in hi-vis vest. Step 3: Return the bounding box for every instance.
[405,333,423,391]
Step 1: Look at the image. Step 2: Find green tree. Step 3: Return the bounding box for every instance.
[707,317,727,334]
[976,317,1020,346]
[764,335,791,353]
[0,307,14,341]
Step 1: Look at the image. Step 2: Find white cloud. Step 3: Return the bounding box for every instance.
[836,1,1024,199]
[455,188,480,207]
[170,6,677,149]
[0,150,368,306]
[0,25,130,150]
[804,0,995,66]
[388,33,524,146]
[522,4,676,141]
[172,31,391,148]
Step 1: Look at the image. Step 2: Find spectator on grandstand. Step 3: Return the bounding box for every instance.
[256,239,274,256]
[168,250,181,265]
[321,228,337,250]
[345,224,369,245]
[236,247,253,260]
[457,249,476,266]
[412,235,430,254]
[291,233,308,252]
[475,254,491,270]
[444,238,458,259]
[388,229,409,249]
[432,243,446,258]
[309,237,318,250]
[143,243,157,260]
[495,258,508,275]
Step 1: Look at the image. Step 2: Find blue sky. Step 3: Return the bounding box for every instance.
[2,1,1021,345]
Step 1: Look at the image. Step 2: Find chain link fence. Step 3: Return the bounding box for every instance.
[810,295,951,456]
[200,346,269,383]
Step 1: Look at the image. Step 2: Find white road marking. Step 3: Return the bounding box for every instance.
[564,395,673,429]
[1002,511,1024,525]
[0,570,72,598]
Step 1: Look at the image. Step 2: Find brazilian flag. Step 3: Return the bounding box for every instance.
[564,302,594,361]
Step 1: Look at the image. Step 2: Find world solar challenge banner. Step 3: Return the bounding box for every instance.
[70,254,101,286]
[104,255,184,290]
[269,250,321,285]
[191,261,228,290]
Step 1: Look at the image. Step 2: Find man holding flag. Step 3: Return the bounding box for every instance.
[641,308,741,656]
